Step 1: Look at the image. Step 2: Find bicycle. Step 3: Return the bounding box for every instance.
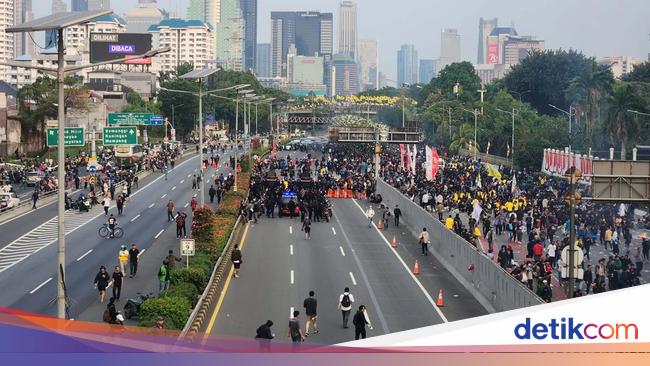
[99,224,124,239]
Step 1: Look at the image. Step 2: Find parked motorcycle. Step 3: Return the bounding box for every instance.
[123,293,153,319]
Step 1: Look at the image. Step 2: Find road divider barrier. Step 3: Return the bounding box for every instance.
[376,178,544,312]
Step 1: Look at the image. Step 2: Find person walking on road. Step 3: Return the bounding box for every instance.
[231,244,242,278]
[158,261,169,294]
[191,175,197,190]
[128,244,140,278]
[31,189,39,209]
[353,305,373,340]
[111,265,123,301]
[175,211,187,238]
[94,266,110,303]
[302,217,312,240]
[303,290,318,336]
[393,205,402,227]
[116,194,125,216]
[419,228,430,256]
[118,245,129,274]
[338,287,355,328]
[163,165,168,180]
[366,206,375,228]
[167,200,175,221]
[103,195,110,216]
[288,310,305,344]
[209,185,216,204]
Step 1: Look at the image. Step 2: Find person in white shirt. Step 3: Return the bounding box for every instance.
[103,196,111,216]
[546,242,557,267]
[421,192,430,211]
[337,287,355,328]
[366,206,375,228]
[419,228,431,256]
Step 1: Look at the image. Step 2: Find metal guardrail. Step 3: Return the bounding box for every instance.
[459,148,513,168]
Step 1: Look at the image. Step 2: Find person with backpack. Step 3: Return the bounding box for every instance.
[158,261,169,294]
[175,211,187,238]
[337,287,355,328]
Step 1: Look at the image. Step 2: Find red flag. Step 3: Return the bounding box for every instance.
[400,144,405,170]
[431,148,440,178]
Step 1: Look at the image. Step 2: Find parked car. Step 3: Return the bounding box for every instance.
[0,192,20,209]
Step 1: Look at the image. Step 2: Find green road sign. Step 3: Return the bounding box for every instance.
[46,127,85,147]
[108,113,163,126]
[103,126,138,145]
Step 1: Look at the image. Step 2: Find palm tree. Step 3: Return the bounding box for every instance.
[449,123,479,153]
[565,60,614,151]
[603,83,641,159]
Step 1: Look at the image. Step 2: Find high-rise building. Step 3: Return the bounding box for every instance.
[240,0,257,72]
[485,26,517,65]
[358,38,378,90]
[337,1,357,60]
[88,0,111,10]
[597,56,644,79]
[124,4,166,33]
[216,0,244,71]
[477,17,497,64]
[328,54,358,96]
[14,0,34,58]
[64,13,126,56]
[0,0,15,83]
[270,11,333,78]
[419,59,436,84]
[287,49,325,96]
[503,36,544,65]
[255,43,270,77]
[205,0,221,35]
[186,0,205,21]
[148,19,216,73]
[438,28,460,71]
[52,0,67,14]
[72,0,89,11]
[397,44,418,86]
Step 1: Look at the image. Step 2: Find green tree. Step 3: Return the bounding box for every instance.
[622,61,650,83]
[449,123,477,153]
[430,61,482,102]
[603,82,645,159]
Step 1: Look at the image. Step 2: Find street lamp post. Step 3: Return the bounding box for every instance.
[549,104,575,153]
[496,107,518,165]
[510,89,531,102]
[5,10,170,319]
[169,103,184,139]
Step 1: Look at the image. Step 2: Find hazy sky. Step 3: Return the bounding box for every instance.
[40,0,650,80]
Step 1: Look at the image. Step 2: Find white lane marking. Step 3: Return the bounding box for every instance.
[290,244,294,256]
[172,186,176,191]
[351,199,449,323]
[76,249,93,262]
[184,203,189,208]
[349,272,357,286]
[130,214,141,222]
[290,270,294,284]
[339,246,346,256]
[29,277,52,294]
[161,194,167,199]
[188,174,191,178]
[180,180,185,184]
[332,227,337,235]
[289,226,293,234]
[155,229,165,239]
[148,203,155,208]
[137,248,146,258]
[289,307,294,319]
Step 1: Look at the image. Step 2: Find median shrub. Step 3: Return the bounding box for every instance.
[171,267,208,290]
[164,282,199,307]
[139,296,190,330]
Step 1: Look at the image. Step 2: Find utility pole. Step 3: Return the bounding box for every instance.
[56,28,66,319]
[565,167,581,298]
[234,96,239,192]
[198,78,204,207]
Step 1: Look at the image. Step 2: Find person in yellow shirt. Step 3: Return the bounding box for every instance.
[473,226,481,239]
[445,215,455,230]
[505,201,514,212]
[118,245,129,275]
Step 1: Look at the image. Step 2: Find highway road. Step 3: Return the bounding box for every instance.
[202,150,487,345]
[0,147,240,321]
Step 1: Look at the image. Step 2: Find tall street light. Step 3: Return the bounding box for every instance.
[509,89,531,102]
[167,103,185,139]
[549,104,576,153]
[160,81,250,207]
[496,107,518,165]
[5,10,170,319]
[627,109,650,117]
[234,89,254,192]
[462,107,480,160]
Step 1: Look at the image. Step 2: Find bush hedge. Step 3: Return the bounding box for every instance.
[138,172,251,330]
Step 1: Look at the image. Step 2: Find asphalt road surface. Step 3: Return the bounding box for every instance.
[203,150,487,345]
[0,146,242,321]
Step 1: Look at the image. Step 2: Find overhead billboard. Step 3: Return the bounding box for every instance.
[487,43,499,64]
[89,33,153,65]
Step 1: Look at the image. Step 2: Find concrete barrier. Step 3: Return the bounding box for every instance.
[376,179,544,312]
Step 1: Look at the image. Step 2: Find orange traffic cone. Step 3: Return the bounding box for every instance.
[391,236,398,248]
[377,220,383,229]
[436,289,444,307]
[413,260,420,275]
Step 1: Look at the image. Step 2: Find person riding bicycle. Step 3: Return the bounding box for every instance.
[107,214,117,238]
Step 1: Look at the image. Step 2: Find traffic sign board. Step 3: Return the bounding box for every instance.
[46,127,85,147]
[180,239,195,256]
[108,113,164,126]
[103,126,138,145]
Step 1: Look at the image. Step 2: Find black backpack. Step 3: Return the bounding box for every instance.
[341,293,351,307]
[102,309,111,323]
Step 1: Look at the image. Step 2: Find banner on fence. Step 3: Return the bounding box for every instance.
[541,149,594,184]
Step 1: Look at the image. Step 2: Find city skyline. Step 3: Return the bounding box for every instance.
[34,0,650,82]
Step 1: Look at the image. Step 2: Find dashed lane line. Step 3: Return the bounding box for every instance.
[29,277,52,294]
[76,249,93,262]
